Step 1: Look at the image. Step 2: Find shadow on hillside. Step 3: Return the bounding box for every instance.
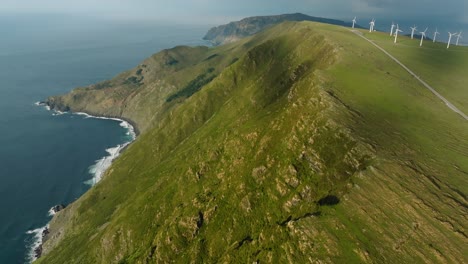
[318,195,340,206]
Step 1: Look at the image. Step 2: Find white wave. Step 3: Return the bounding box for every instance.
[85,144,127,186]
[74,112,137,185]
[48,207,56,217]
[34,102,50,111]
[34,101,51,111]
[75,113,136,139]
[52,110,65,116]
[75,112,122,122]
[25,225,48,263]
[119,121,137,140]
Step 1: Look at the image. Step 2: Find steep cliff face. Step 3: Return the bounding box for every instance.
[38,22,468,263]
[203,13,352,46]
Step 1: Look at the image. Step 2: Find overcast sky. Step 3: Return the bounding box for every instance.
[1,0,467,25]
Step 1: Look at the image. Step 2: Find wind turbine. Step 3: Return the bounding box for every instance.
[390,22,395,36]
[456,31,462,46]
[433,28,439,43]
[410,25,417,39]
[419,28,428,46]
[352,17,357,28]
[394,24,403,43]
[369,19,375,32]
[447,32,457,49]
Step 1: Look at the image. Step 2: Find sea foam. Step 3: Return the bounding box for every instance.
[75,112,136,185]
[85,145,125,185]
[24,110,137,262]
[34,101,50,111]
[25,225,48,263]
[34,108,136,185]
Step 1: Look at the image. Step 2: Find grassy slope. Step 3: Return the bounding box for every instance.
[363,30,468,114]
[38,22,467,263]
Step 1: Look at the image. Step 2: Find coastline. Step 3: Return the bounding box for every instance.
[27,102,138,263]
[75,111,137,185]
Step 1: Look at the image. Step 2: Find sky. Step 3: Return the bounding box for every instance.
[0,0,466,44]
[1,0,466,25]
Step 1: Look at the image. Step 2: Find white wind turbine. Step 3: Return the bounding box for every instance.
[390,22,395,36]
[447,32,458,49]
[410,25,417,39]
[433,28,439,43]
[369,19,375,32]
[352,17,357,28]
[456,31,462,46]
[419,28,428,46]
[394,24,403,43]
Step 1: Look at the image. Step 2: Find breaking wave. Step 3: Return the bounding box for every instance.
[24,224,48,263]
[75,112,136,185]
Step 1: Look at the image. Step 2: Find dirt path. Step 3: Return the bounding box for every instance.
[351,30,468,121]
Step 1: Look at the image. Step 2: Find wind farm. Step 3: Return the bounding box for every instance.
[419,27,428,46]
[448,32,458,48]
[394,24,403,43]
[349,15,468,119]
[351,16,465,49]
[433,28,439,42]
[410,25,417,39]
[369,18,375,32]
[390,22,395,36]
[455,31,462,46]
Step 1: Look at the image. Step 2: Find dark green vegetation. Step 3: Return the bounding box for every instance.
[203,13,355,46]
[40,22,467,263]
[166,67,216,102]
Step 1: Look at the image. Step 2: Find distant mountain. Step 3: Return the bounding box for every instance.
[203,13,357,46]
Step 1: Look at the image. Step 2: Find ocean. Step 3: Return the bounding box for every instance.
[0,14,208,263]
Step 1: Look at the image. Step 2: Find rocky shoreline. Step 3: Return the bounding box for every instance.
[40,100,141,137]
[30,205,66,261]
[30,103,138,262]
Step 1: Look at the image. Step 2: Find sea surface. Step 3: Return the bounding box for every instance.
[0,14,209,263]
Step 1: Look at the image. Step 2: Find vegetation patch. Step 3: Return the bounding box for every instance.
[166,67,216,102]
[203,54,219,61]
[124,76,144,86]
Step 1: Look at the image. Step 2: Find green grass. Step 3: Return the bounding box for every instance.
[38,21,468,263]
[362,29,468,114]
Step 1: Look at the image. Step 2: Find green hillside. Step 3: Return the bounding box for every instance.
[39,22,467,263]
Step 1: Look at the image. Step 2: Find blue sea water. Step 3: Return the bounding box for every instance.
[0,14,208,263]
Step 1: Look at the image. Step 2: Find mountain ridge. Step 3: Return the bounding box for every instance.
[38,21,468,263]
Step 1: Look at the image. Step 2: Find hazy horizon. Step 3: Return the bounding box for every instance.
[1,0,466,24]
[1,14,466,47]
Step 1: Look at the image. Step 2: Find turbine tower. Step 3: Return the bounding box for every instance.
[390,22,395,36]
[352,17,357,28]
[419,28,428,47]
[456,31,462,46]
[410,25,417,39]
[447,32,457,49]
[394,24,403,43]
[433,28,439,43]
[369,19,375,32]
